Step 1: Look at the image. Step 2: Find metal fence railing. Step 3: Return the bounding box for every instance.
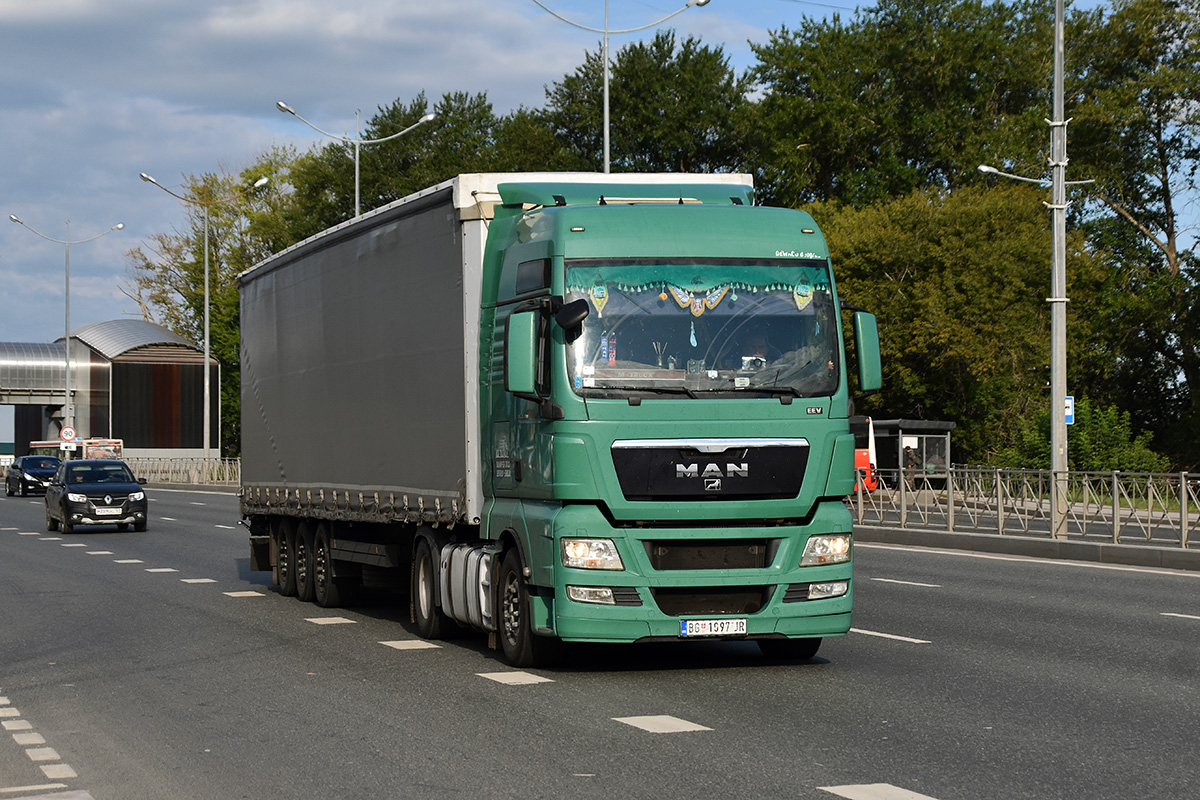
[852,467,1198,549]
[126,457,241,487]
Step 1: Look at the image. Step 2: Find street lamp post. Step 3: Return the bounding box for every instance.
[976,0,1091,538]
[276,102,436,217]
[8,215,124,437]
[530,0,712,173]
[139,173,268,463]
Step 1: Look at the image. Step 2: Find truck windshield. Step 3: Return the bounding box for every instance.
[565,258,840,399]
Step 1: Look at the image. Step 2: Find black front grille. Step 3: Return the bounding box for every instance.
[611,442,808,501]
[783,584,811,603]
[610,587,643,607]
[650,586,773,616]
[647,539,771,570]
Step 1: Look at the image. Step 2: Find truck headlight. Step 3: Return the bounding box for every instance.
[566,586,616,604]
[561,538,624,570]
[67,492,87,503]
[800,534,851,566]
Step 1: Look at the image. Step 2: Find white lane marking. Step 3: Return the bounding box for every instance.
[1,527,15,530]
[18,532,41,536]
[189,502,206,506]
[0,785,69,795]
[0,708,19,718]
[857,542,1200,578]
[61,543,88,548]
[0,696,7,704]
[181,578,218,584]
[12,733,45,745]
[86,551,114,555]
[821,784,943,800]
[224,591,263,597]
[478,672,554,686]
[306,617,356,625]
[380,640,441,650]
[39,764,78,780]
[870,578,942,588]
[38,538,63,542]
[25,747,60,762]
[215,525,236,530]
[612,715,711,733]
[2,720,32,731]
[1162,612,1200,621]
[114,559,144,564]
[851,628,932,644]
[145,568,178,573]
[160,517,177,521]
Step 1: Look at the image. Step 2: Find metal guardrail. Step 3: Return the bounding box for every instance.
[126,457,241,486]
[852,467,1198,549]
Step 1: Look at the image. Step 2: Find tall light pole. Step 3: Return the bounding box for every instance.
[530,0,712,173]
[276,102,436,217]
[976,0,1091,539]
[139,172,268,463]
[9,215,124,438]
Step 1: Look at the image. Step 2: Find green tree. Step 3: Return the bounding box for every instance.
[996,396,1170,471]
[544,31,749,172]
[816,184,1109,462]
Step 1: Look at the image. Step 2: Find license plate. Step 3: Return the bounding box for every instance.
[680,618,748,638]
[94,507,122,516]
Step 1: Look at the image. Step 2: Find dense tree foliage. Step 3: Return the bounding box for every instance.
[126,0,1198,467]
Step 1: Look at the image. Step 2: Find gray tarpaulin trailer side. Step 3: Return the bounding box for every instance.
[238,177,490,527]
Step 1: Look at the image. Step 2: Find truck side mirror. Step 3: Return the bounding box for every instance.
[854,311,882,393]
[555,298,589,329]
[505,310,541,400]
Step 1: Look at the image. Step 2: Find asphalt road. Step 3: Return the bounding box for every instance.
[2,489,1199,800]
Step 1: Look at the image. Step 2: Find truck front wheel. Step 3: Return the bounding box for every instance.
[497,549,560,668]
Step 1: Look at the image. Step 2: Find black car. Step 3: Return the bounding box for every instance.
[45,459,149,533]
[5,455,62,497]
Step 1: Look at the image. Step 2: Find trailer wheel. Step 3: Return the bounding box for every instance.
[757,637,822,662]
[312,523,342,609]
[411,537,451,639]
[294,521,316,603]
[497,548,560,668]
[276,522,297,597]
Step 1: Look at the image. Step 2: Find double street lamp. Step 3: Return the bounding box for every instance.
[8,215,124,436]
[139,172,269,463]
[530,0,712,173]
[276,101,436,217]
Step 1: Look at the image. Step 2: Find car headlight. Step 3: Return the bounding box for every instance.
[128,491,145,502]
[561,538,625,570]
[67,492,87,503]
[23,472,36,481]
[800,534,851,566]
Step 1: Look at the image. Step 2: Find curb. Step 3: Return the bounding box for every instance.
[853,524,1200,572]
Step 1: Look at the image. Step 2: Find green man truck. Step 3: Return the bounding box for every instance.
[240,172,881,666]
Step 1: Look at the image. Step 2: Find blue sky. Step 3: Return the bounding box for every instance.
[0,0,1134,440]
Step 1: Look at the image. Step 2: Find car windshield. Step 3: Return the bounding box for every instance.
[565,258,840,398]
[28,458,59,469]
[67,463,135,484]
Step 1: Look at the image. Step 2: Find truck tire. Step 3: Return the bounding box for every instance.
[411,537,452,639]
[275,521,297,597]
[294,521,316,603]
[757,637,822,662]
[497,548,561,668]
[312,523,342,609]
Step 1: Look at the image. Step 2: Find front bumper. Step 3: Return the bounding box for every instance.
[64,503,147,527]
[537,502,854,644]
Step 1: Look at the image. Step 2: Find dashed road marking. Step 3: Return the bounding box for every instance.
[12,733,46,745]
[86,551,113,555]
[1162,612,1200,621]
[0,708,19,718]
[613,715,711,733]
[478,672,553,685]
[38,538,63,542]
[17,532,41,536]
[2,720,32,731]
[870,578,942,588]
[0,785,70,796]
[61,543,88,548]
[145,568,178,573]
[215,525,236,530]
[181,578,218,584]
[25,747,60,762]
[380,640,441,651]
[160,517,177,521]
[114,559,144,564]
[39,764,78,780]
[224,591,264,598]
[821,784,943,799]
[306,617,356,625]
[851,628,932,644]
